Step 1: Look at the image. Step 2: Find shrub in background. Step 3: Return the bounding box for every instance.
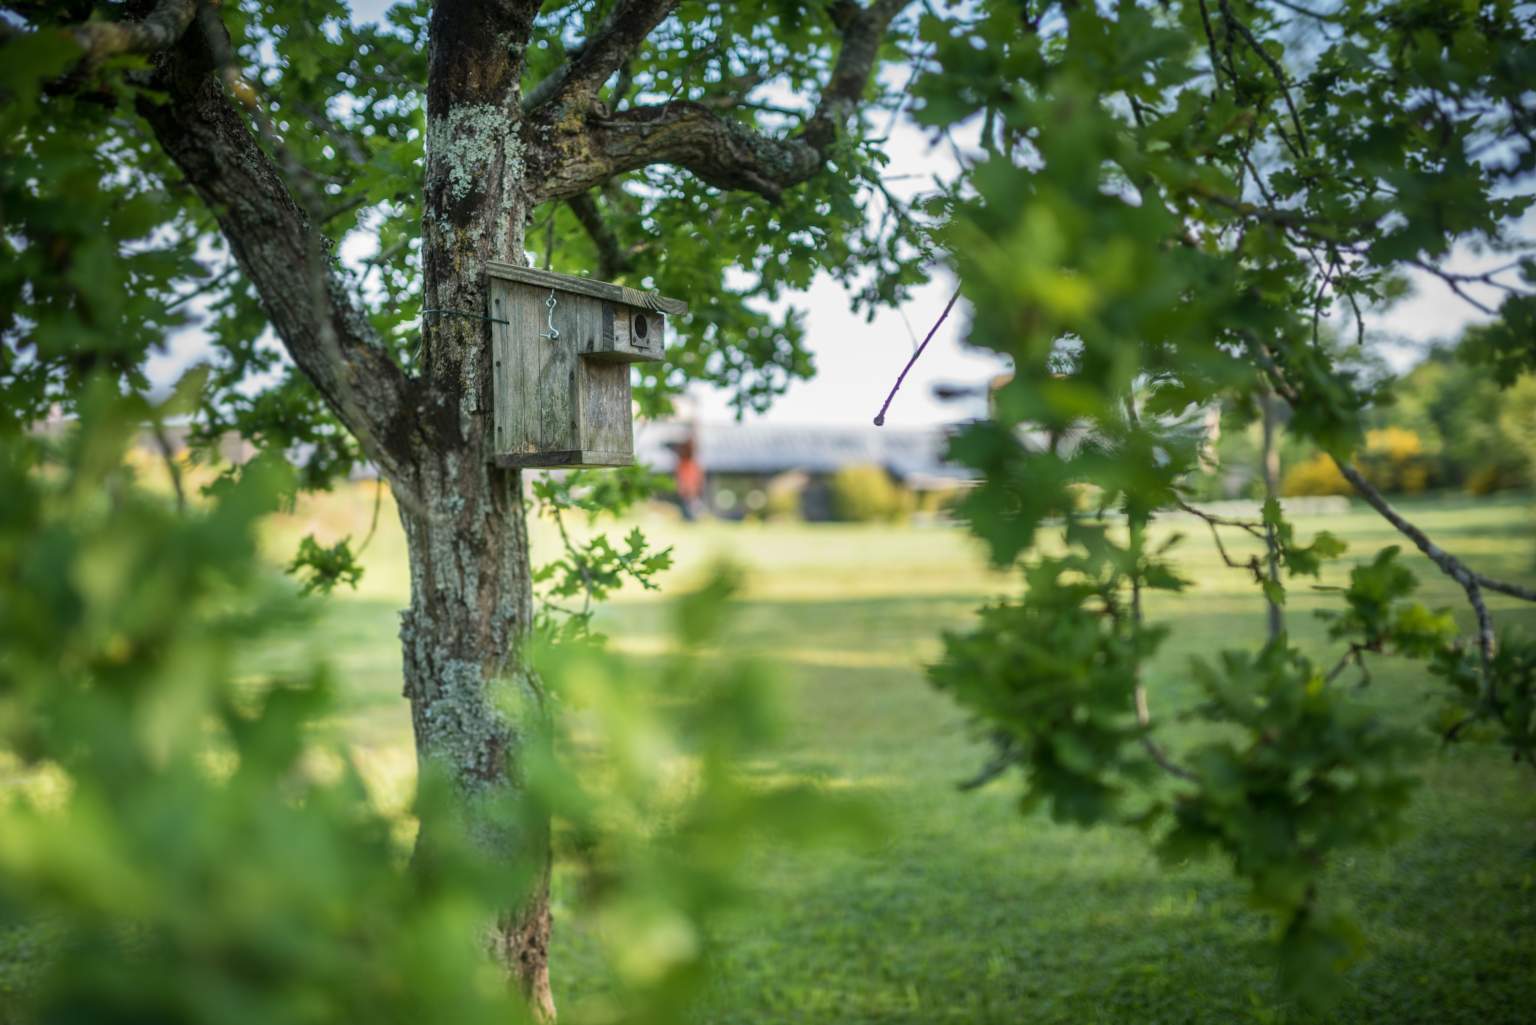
[1376,336,1536,493]
[1280,453,1352,497]
[1283,429,1432,498]
[762,471,808,522]
[1357,427,1433,495]
[829,464,911,523]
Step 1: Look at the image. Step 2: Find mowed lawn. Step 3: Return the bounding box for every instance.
[4,488,1529,1022]
[247,487,1536,1024]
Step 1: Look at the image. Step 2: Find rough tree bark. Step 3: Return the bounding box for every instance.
[408,2,553,1015]
[120,0,911,1017]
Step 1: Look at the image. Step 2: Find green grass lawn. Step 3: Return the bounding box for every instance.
[252,487,1536,1024]
[7,488,1531,1023]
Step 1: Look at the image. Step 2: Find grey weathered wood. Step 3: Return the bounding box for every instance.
[584,304,666,363]
[493,449,635,468]
[488,266,677,468]
[490,280,515,453]
[510,281,551,456]
[580,358,633,454]
[485,261,688,316]
[538,287,579,452]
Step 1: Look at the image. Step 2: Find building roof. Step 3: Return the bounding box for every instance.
[635,421,973,483]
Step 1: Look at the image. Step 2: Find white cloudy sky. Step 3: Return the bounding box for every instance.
[149,2,1520,430]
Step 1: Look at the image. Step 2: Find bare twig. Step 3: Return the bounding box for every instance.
[163,264,239,314]
[1405,257,1528,316]
[1134,684,1199,782]
[355,477,385,556]
[1260,389,1284,640]
[549,504,599,618]
[1324,642,1374,687]
[150,418,186,513]
[1175,499,1265,538]
[1189,508,1267,582]
[957,731,1019,790]
[872,286,961,426]
[1217,0,1309,158]
[1128,508,1199,783]
[1268,0,1344,21]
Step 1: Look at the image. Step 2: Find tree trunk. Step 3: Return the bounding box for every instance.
[397,454,553,1018]
[402,2,554,1016]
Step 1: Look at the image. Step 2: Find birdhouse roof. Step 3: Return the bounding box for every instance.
[485,261,688,316]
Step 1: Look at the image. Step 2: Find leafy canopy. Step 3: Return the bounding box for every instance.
[916,0,1536,995]
[1,0,928,473]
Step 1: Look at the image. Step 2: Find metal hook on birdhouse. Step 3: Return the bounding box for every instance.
[541,289,560,340]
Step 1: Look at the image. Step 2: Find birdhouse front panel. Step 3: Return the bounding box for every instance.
[485,263,685,469]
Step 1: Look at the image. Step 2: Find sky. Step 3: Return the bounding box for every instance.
[147,2,1521,432]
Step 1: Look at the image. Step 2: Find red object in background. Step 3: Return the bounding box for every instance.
[675,438,703,500]
[674,436,704,520]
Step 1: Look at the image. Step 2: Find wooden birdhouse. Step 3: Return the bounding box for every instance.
[484,262,685,469]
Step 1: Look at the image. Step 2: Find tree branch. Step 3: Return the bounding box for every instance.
[3,0,199,88]
[802,0,909,153]
[567,192,632,279]
[527,0,911,204]
[524,0,680,114]
[1330,457,1508,679]
[135,5,417,489]
[68,0,199,65]
[531,99,826,201]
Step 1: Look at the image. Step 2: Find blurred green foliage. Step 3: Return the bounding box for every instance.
[0,395,862,1023]
[914,0,1536,996]
[0,389,526,1024]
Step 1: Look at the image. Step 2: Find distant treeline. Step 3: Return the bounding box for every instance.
[1208,328,1536,499]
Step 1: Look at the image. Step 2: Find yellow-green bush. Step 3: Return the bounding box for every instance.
[829,464,911,523]
[1281,453,1352,497]
[762,473,807,521]
[1358,427,1431,494]
[1283,428,1433,497]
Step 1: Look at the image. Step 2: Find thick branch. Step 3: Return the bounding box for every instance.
[3,0,198,87]
[524,0,680,114]
[136,8,416,485]
[532,100,827,201]
[1331,458,1506,678]
[528,0,910,204]
[567,192,631,279]
[69,0,198,64]
[803,0,909,152]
